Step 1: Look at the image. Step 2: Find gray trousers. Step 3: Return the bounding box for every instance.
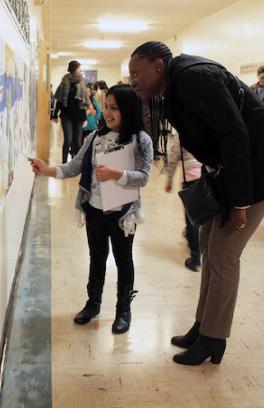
[196,200,264,339]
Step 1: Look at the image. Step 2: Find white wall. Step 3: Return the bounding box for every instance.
[0,0,42,340]
[51,64,121,91]
[166,0,264,86]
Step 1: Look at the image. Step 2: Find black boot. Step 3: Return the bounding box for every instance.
[112,284,137,334]
[173,334,226,365]
[74,278,104,325]
[184,257,201,272]
[171,321,200,348]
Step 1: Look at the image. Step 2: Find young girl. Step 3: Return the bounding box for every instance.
[32,84,153,334]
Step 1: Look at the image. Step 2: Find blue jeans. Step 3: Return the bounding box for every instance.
[61,116,83,163]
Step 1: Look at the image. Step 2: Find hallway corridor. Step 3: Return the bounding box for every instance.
[1,124,264,408]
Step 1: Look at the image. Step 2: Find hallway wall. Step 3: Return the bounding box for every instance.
[165,0,264,86]
[0,0,44,342]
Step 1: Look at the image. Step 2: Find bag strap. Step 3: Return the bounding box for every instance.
[179,143,187,185]
[234,76,245,112]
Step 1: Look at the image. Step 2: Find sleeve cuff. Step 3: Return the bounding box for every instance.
[56,167,64,179]
[117,171,127,186]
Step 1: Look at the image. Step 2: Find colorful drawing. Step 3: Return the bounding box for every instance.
[0,37,33,213]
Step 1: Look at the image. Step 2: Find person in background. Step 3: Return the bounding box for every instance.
[94,80,108,111]
[129,41,264,366]
[250,66,264,101]
[52,60,91,163]
[32,84,153,335]
[165,132,202,272]
[82,84,102,143]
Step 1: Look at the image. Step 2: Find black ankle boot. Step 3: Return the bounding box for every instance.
[185,257,201,272]
[74,277,104,325]
[74,300,100,325]
[171,321,200,348]
[173,335,226,365]
[112,310,131,334]
[112,284,137,335]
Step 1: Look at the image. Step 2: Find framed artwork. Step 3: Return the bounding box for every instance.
[82,70,97,84]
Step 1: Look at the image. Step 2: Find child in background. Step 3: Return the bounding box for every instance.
[32,85,153,334]
[165,132,202,272]
[82,84,102,142]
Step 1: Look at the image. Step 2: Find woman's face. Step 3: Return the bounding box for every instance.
[129,54,165,101]
[103,94,122,132]
[74,66,81,76]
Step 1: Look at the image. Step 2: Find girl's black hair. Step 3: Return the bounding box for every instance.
[131,41,173,65]
[94,80,108,91]
[98,84,144,146]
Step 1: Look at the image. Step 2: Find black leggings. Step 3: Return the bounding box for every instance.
[85,204,135,288]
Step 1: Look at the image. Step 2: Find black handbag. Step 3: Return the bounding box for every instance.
[178,147,222,227]
[178,75,245,227]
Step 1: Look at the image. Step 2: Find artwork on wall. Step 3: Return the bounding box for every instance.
[82,70,97,84]
[0,38,33,213]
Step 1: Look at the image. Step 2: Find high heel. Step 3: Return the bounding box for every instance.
[211,348,226,364]
[173,335,226,366]
[171,321,200,348]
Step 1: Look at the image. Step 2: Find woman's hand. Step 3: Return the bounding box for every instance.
[165,183,172,193]
[31,159,56,177]
[96,165,123,182]
[229,208,247,231]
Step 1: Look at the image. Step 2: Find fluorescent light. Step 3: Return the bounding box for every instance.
[84,40,122,49]
[99,19,148,33]
[51,53,59,59]
[57,51,72,56]
[79,59,97,66]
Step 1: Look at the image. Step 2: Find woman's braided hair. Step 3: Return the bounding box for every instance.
[131,41,173,65]
[131,42,173,167]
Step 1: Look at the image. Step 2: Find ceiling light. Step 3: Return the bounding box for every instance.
[79,59,97,66]
[98,19,148,33]
[57,51,72,57]
[84,40,122,49]
[51,53,59,59]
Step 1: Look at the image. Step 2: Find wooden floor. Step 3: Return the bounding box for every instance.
[49,123,264,408]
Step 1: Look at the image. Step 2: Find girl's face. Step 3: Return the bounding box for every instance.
[103,94,121,132]
[86,87,92,97]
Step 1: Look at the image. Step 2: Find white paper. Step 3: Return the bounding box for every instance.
[96,144,139,211]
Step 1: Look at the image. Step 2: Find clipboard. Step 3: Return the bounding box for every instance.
[96,143,139,211]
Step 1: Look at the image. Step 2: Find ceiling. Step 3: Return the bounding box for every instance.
[47,0,237,69]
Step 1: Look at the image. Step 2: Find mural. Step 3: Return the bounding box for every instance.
[0,38,32,213]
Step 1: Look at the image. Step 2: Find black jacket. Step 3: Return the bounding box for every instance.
[164,54,264,207]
